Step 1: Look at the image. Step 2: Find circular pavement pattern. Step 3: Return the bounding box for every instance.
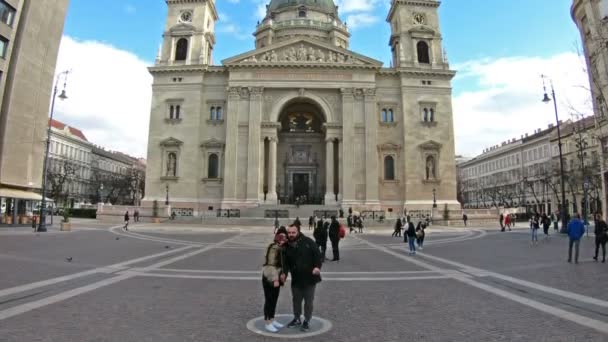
[246,314,332,339]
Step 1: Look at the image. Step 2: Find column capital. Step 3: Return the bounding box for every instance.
[227,87,240,99]
[364,88,376,101]
[249,86,264,99]
[340,88,355,99]
[239,87,250,100]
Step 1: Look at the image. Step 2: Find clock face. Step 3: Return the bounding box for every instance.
[180,11,193,23]
[414,13,425,24]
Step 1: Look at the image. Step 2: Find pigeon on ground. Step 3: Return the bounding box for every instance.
[165,246,170,249]
[115,237,120,240]
[66,257,73,262]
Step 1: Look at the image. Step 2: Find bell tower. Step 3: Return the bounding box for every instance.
[386,0,447,69]
[157,0,218,66]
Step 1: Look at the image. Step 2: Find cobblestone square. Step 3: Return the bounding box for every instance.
[1,221,607,341]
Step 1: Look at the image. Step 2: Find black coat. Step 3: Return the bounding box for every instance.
[328,219,340,241]
[406,222,417,237]
[313,220,328,243]
[283,234,322,288]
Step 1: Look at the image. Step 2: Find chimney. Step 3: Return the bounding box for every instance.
[525,133,528,137]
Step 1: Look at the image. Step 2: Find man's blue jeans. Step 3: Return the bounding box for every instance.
[408,237,416,254]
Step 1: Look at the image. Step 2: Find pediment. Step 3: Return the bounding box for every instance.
[222,37,383,69]
[170,23,196,34]
[160,137,183,147]
[408,25,437,35]
[201,138,225,149]
[378,143,402,151]
[418,140,442,150]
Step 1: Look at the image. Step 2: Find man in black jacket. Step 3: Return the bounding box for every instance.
[328,216,341,261]
[313,218,328,261]
[281,226,322,331]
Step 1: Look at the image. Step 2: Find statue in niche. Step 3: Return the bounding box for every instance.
[261,52,270,62]
[166,152,177,177]
[288,113,313,132]
[425,155,436,180]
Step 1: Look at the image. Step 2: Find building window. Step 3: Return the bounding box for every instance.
[388,109,394,122]
[0,1,15,26]
[208,154,219,179]
[384,156,395,180]
[175,38,188,61]
[381,109,387,122]
[0,36,8,58]
[417,41,430,64]
[298,8,306,17]
[167,102,183,121]
[380,108,395,123]
[216,107,222,120]
[429,108,434,122]
[210,107,216,120]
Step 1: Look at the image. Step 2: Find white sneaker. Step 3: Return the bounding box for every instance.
[265,324,278,333]
[419,247,423,251]
[272,321,284,329]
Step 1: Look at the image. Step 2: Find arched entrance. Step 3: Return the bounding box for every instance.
[275,100,326,204]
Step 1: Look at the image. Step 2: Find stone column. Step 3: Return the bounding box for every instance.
[246,87,263,204]
[221,87,241,204]
[324,138,335,204]
[341,88,355,204]
[267,137,278,203]
[364,88,380,207]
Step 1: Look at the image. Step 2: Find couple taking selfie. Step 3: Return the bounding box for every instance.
[262,225,322,333]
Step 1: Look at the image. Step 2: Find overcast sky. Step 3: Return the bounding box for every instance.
[55,0,589,159]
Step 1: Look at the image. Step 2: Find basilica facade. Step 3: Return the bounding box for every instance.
[143,0,459,215]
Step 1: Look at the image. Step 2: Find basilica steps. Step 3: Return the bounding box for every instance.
[238,204,341,219]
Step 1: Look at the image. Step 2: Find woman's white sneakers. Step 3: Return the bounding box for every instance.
[265,323,278,333]
[272,321,284,329]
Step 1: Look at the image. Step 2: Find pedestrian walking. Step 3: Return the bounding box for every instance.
[328,216,341,261]
[313,218,328,262]
[416,221,425,250]
[274,217,280,234]
[406,221,417,255]
[593,214,608,263]
[504,214,511,231]
[499,213,505,231]
[541,213,550,240]
[392,218,402,237]
[262,231,287,333]
[347,214,354,233]
[357,216,364,234]
[308,216,314,231]
[293,217,302,231]
[552,212,559,231]
[134,210,139,222]
[462,213,468,227]
[530,214,540,245]
[123,211,130,231]
[567,213,585,264]
[281,226,322,332]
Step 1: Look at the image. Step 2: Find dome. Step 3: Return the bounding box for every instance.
[268,0,337,14]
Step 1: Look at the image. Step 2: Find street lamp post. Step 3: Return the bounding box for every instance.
[542,75,568,233]
[432,188,437,208]
[165,184,169,205]
[38,70,70,232]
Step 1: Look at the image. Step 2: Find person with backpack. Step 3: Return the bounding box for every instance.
[406,221,417,255]
[392,218,402,237]
[416,221,426,250]
[328,216,341,261]
[261,231,287,333]
[593,214,608,263]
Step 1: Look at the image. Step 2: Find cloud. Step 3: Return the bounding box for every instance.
[216,23,250,40]
[453,52,592,157]
[54,36,152,158]
[336,0,380,13]
[226,0,240,3]
[124,4,136,14]
[345,13,379,29]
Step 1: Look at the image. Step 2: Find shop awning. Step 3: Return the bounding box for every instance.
[0,187,53,201]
